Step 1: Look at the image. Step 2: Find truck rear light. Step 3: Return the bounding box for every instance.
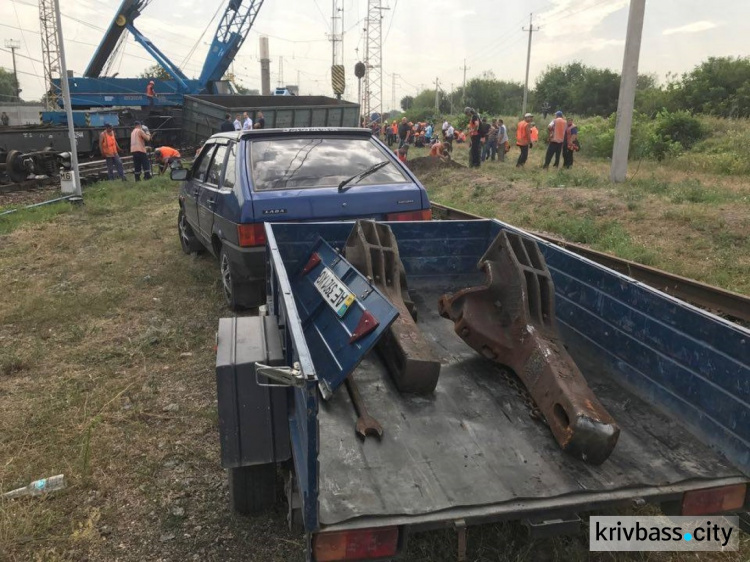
[237,223,266,247]
[681,484,746,515]
[313,526,399,561]
[386,209,432,221]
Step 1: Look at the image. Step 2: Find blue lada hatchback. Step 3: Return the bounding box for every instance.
[173,127,432,310]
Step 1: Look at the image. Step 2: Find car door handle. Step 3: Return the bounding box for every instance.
[192,188,200,196]
[206,198,215,207]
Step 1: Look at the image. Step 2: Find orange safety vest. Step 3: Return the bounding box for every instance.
[552,117,566,143]
[516,121,530,146]
[100,131,118,157]
[157,146,180,159]
[468,114,480,136]
[531,126,539,143]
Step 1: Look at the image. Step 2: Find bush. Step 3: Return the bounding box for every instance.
[653,110,707,150]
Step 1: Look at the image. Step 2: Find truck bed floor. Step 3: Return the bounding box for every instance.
[317,283,743,527]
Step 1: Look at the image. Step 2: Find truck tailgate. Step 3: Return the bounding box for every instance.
[317,281,744,529]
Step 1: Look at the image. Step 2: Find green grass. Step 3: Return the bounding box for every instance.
[1,169,748,561]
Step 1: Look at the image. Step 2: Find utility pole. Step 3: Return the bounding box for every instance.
[434,77,440,113]
[611,0,647,183]
[449,82,454,113]
[460,59,470,106]
[39,0,62,108]
[363,0,388,123]
[522,13,539,116]
[53,0,81,198]
[278,56,284,87]
[4,40,21,101]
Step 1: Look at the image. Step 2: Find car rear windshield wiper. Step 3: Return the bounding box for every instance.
[338,160,390,192]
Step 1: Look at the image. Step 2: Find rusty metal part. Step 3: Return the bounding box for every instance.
[345,220,441,394]
[345,375,383,440]
[438,230,620,465]
[431,201,750,326]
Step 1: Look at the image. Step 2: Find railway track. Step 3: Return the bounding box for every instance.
[1,150,195,192]
[431,202,750,325]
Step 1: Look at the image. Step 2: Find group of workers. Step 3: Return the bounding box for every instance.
[515,110,579,169]
[371,108,578,171]
[98,122,182,182]
[461,107,578,169]
[219,111,266,132]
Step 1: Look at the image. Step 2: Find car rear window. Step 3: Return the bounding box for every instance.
[249,137,409,191]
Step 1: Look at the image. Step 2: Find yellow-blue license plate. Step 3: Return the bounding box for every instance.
[314,267,356,318]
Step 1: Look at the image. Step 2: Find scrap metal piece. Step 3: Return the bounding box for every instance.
[345,375,383,440]
[345,220,441,394]
[438,230,620,465]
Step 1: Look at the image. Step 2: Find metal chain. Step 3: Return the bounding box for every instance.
[496,366,548,426]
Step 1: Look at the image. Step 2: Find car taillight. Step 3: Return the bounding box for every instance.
[313,527,399,561]
[681,484,746,515]
[385,209,432,221]
[237,223,266,247]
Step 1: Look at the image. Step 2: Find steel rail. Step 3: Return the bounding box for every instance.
[431,202,750,325]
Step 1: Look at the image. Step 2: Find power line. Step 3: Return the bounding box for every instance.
[383,0,399,43]
[312,0,332,30]
[0,46,43,64]
[9,0,44,90]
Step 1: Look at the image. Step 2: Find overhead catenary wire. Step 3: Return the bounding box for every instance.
[9,0,44,90]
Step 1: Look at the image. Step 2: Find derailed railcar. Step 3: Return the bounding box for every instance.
[217,219,750,561]
[181,95,360,147]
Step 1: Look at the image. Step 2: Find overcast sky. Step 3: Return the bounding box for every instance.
[1,0,749,109]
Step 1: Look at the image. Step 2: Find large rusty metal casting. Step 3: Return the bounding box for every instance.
[345,220,441,394]
[438,230,620,464]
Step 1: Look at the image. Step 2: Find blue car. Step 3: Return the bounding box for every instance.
[173,127,432,310]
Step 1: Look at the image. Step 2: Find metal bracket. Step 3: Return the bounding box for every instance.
[439,229,620,465]
[255,361,305,388]
[344,220,441,394]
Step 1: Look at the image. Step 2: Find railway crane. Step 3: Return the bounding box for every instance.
[54,0,264,109]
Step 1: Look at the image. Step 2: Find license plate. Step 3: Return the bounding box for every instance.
[314,267,356,318]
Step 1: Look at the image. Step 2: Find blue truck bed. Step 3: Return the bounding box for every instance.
[257,218,749,539]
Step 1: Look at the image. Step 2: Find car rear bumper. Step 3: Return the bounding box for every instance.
[221,239,265,281]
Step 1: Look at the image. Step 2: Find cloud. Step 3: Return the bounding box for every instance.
[538,0,629,38]
[663,21,719,36]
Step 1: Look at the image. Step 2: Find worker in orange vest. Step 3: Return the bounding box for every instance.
[146,80,156,109]
[98,123,126,181]
[516,113,533,167]
[544,110,567,170]
[464,107,482,168]
[154,146,182,175]
[530,123,539,144]
[429,140,450,160]
[563,117,579,169]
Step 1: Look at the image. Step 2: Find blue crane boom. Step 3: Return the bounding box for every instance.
[199,0,265,85]
[55,0,265,109]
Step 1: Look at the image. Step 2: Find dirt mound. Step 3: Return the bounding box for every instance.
[407,156,466,176]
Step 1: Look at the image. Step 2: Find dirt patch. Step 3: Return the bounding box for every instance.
[407,156,465,177]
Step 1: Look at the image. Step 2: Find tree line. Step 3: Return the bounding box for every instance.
[399,56,750,120]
